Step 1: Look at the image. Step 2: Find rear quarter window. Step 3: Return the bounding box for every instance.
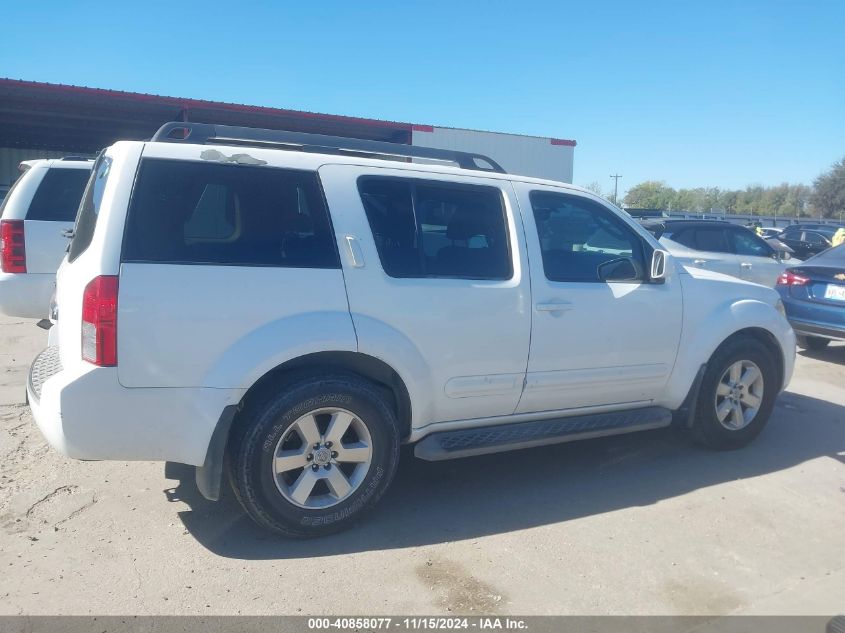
[68,155,112,262]
[122,159,339,268]
[25,168,91,221]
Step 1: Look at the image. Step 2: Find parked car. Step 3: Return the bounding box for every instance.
[779,226,836,259]
[759,227,784,239]
[776,243,845,349]
[0,157,93,318]
[641,219,793,287]
[28,123,795,537]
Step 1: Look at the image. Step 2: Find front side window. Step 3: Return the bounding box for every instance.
[529,191,645,283]
[358,177,511,280]
[26,168,91,222]
[122,160,339,268]
[731,229,773,257]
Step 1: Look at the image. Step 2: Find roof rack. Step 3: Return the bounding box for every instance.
[150,122,506,173]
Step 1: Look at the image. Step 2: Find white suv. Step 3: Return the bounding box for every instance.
[0,157,93,318]
[27,123,795,537]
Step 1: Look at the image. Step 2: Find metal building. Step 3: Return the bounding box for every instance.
[0,78,575,197]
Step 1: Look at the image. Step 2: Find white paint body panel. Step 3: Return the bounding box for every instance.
[30,139,796,468]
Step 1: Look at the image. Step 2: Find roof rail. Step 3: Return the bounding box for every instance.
[60,156,93,161]
[150,122,506,174]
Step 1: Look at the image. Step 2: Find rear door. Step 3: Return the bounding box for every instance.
[726,226,782,285]
[319,164,531,425]
[668,226,742,279]
[24,164,90,273]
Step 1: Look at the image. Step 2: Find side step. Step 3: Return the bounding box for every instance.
[414,406,673,461]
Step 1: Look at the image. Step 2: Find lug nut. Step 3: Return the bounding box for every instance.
[325,441,333,448]
[331,451,338,458]
[324,463,331,470]
[311,464,319,472]
[313,443,320,449]
[306,453,313,461]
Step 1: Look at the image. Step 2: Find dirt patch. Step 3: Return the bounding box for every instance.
[416,557,506,614]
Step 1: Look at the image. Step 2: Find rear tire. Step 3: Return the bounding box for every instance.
[796,335,830,350]
[228,373,400,537]
[691,337,779,450]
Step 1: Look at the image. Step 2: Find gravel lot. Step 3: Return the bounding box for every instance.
[0,313,843,615]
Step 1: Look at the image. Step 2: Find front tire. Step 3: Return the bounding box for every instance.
[796,335,830,351]
[691,337,779,450]
[228,373,400,537]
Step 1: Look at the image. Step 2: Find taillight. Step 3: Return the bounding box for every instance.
[777,270,809,286]
[81,275,118,366]
[0,219,26,273]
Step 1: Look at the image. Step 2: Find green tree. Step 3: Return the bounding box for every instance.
[810,157,845,219]
[622,181,676,209]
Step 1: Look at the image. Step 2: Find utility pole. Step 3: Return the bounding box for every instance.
[610,174,622,205]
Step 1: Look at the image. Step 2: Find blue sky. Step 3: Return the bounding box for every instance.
[2,0,842,196]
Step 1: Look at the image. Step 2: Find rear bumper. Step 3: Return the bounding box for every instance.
[789,319,845,341]
[0,272,54,319]
[27,347,245,465]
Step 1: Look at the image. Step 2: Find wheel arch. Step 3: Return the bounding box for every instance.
[235,351,413,441]
[196,350,413,502]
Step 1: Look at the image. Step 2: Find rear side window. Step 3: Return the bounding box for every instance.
[26,168,90,221]
[692,227,730,253]
[68,155,112,262]
[730,229,772,257]
[358,177,511,280]
[122,160,339,268]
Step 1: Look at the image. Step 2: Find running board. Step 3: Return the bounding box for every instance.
[414,406,673,461]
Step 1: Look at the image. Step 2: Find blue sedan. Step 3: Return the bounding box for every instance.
[776,243,845,349]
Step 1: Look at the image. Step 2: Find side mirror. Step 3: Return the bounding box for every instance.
[597,257,640,282]
[650,249,669,282]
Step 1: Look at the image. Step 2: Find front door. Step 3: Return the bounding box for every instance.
[514,184,683,414]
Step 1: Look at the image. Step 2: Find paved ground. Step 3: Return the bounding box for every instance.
[0,313,843,615]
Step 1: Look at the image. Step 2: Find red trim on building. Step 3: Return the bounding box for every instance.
[550,138,577,147]
[411,124,435,132]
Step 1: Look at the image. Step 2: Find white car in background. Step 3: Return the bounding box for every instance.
[0,158,93,318]
[642,219,795,287]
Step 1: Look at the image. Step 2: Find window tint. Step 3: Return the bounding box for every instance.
[731,229,772,257]
[529,191,644,283]
[358,177,511,279]
[804,232,827,245]
[122,160,339,268]
[782,228,801,240]
[692,227,730,252]
[669,228,697,249]
[26,168,90,221]
[68,155,111,262]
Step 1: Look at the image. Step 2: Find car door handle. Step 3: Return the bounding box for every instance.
[693,259,707,266]
[536,301,574,312]
[344,236,365,268]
